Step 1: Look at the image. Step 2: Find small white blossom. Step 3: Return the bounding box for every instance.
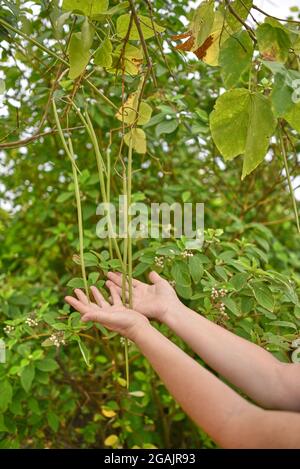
[4,325,14,335]
[154,256,164,268]
[181,250,194,259]
[49,332,66,348]
[25,317,39,327]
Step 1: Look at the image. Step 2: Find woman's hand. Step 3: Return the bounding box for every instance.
[106,271,180,322]
[65,285,149,342]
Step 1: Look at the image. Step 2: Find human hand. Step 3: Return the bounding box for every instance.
[106,271,181,322]
[65,285,150,342]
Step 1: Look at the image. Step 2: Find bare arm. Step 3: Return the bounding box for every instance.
[164,302,300,411]
[65,287,300,449]
[107,271,300,411]
[134,323,300,449]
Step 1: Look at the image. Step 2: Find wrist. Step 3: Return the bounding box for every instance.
[161,299,187,327]
[129,318,152,343]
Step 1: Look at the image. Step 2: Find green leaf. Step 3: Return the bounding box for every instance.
[116,14,164,40]
[88,271,100,285]
[20,364,35,393]
[36,358,59,372]
[99,2,129,16]
[230,272,248,291]
[155,120,178,137]
[189,256,204,283]
[62,0,109,16]
[28,397,41,415]
[133,262,149,277]
[257,20,291,63]
[56,192,73,203]
[175,284,193,300]
[284,102,300,133]
[68,32,90,79]
[0,381,13,412]
[171,260,191,287]
[210,89,277,179]
[269,320,297,330]
[271,73,295,117]
[67,277,85,288]
[94,37,113,68]
[47,411,60,432]
[219,31,253,88]
[222,297,240,316]
[81,17,94,50]
[215,265,228,281]
[78,339,91,367]
[124,128,147,154]
[252,285,274,312]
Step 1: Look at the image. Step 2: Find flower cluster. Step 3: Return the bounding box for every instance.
[25,317,39,327]
[4,325,14,335]
[211,288,229,321]
[181,250,194,259]
[154,256,164,268]
[211,287,228,300]
[49,331,66,348]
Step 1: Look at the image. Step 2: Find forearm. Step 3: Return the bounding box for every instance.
[133,323,300,449]
[163,302,292,410]
[133,322,254,448]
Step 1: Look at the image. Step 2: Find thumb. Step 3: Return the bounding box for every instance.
[149,271,163,284]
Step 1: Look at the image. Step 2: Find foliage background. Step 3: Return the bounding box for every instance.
[0,0,300,449]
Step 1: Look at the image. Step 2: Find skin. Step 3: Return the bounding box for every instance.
[65,271,300,449]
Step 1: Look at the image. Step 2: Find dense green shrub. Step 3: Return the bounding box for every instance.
[0,0,300,448]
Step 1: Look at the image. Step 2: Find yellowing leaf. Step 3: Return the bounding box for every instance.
[202,12,228,66]
[172,0,215,53]
[116,94,152,126]
[117,14,164,40]
[124,128,147,154]
[257,19,291,63]
[68,32,90,79]
[116,376,127,387]
[104,434,119,447]
[94,37,113,68]
[101,407,117,418]
[172,9,227,66]
[113,44,144,76]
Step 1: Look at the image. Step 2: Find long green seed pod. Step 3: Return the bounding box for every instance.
[52,100,89,299]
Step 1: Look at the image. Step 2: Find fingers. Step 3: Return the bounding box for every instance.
[65,296,91,316]
[149,271,162,284]
[106,282,122,306]
[107,272,142,288]
[74,288,89,305]
[107,272,123,288]
[90,286,109,307]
